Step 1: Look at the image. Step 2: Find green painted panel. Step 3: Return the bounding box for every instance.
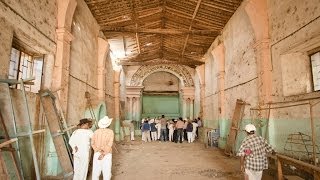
[142,95,180,118]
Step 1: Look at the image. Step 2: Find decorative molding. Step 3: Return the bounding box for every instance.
[130,64,194,87]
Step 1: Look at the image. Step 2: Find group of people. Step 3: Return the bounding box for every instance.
[68,114,274,180]
[137,115,202,143]
[68,116,114,180]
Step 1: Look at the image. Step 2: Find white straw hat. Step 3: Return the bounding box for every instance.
[98,116,112,128]
[245,124,256,133]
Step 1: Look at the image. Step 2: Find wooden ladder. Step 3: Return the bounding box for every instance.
[40,90,74,179]
[225,99,247,156]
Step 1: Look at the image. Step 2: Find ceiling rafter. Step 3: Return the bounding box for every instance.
[102,27,219,36]
[181,0,202,60]
[85,0,243,67]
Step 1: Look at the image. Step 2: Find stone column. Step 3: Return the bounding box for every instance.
[211,43,226,122]
[180,87,195,119]
[54,0,77,118]
[114,71,121,141]
[97,38,109,100]
[245,0,272,105]
[126,86,144,121]
[182,98,187,119]
[136,97,141,122]
[53,28,73,117]
[189,98,194,120]
[128,97,133,120]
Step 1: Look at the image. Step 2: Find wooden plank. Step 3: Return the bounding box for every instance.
[20,80,40,180]
[0,149,9,180]
[40,95,73,177]
[225,99,246,156]
[0,138,18,148]
[102,27,219,36]
[277,158,284,180]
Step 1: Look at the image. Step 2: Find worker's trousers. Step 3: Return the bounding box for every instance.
[73,150,90,180]
[169,130,174,141]
[187,132,193,143]
[143,131,151,142]
[192,131,197,142]
[151,131,157,141]
[157,129,161,139]
[245,169,262,180]
[92,152,112,180]
[130,131,134,140]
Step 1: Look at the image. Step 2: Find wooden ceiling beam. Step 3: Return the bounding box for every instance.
[201,1,234,13]
[102,27,219,36]
[118,58,203,67]
[181,0,202,59]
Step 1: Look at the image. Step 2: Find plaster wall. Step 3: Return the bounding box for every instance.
[142,71,180,92]
[203,3,258,142]
[203,0,320,155]
[267,0,320,155]
[68,0,101,125]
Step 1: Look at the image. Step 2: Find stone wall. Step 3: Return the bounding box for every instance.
[142,71,180,92]
[68,0,100,125]
[0,0,116,178]
[202,0,320,156]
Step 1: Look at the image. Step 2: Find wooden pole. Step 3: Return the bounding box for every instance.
[277,158,284,180]
[309,102,317,165]
[0,138,18,148]
[20,80,41,180]
[3,83,24,178]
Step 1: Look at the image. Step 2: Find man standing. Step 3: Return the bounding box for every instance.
[129,120,135,141]
[155,119,161,140]
[175,117,184,143]
[69,118,94,180]
[237,124,275,180]
[150,119,157,141]
[141,119,151,142]
[191,120,198,142]
[91,116,114,180]
[160,115,167,141]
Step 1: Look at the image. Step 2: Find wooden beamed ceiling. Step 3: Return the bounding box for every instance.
[84,0,243,68]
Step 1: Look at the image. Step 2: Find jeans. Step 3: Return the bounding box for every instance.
[176,128,183,143]
[160,129,167,141]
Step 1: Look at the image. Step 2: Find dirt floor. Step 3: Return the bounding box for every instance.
[111,139,243,180]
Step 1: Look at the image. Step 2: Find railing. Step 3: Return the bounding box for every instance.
[270,154,320,179]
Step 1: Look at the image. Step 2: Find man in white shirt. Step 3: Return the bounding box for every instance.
[69,118,94,180]
[191,120,199,142]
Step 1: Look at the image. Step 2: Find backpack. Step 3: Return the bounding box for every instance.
[186,123,193,132]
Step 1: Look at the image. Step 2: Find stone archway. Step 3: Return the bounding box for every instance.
[127,65,195,122]
[130,64,194,87]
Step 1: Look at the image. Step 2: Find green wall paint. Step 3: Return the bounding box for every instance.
[142,95,180,118]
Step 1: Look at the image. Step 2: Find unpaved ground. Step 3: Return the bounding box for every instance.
[111,139,242,180]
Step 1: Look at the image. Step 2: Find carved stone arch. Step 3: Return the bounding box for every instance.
[130,64,194,87]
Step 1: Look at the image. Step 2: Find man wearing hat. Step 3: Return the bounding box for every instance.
[91,116,114,180]
[237,124,275,180]
[69,118,94,180]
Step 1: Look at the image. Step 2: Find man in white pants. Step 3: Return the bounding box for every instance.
[129,120,135,141]
[91,116,114,180]
[155,119,161,140]
[69,118,94,180]
[191,120,198,142]
[168,121,175,142]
